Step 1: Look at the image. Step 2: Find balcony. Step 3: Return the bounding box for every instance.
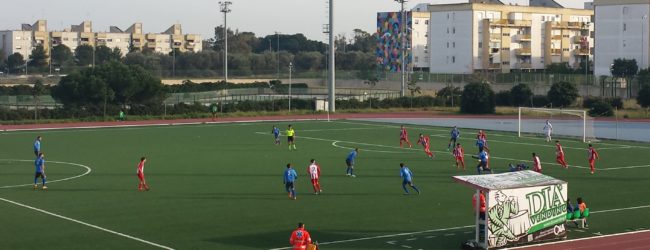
[488,63,501,69]
[490,34,501,41]
[514,48,532,56]
[490,19,532,27]
[96,40,107,46]
[574,48,590,56]
[517,34,531,41]
[186,43,195,49]
[550,49,562,55]
[573,35,588,44]
[551,35,562,40]
[516,62,532,69]
[552,21,589,30]
[147,43,156,48]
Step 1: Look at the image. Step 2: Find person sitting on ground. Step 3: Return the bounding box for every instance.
[577,197,589,228]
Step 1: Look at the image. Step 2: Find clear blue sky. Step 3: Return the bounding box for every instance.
[0,0,586,41]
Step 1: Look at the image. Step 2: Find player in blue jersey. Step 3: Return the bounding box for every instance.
[345,148,359,177]
[475,150,492,175]
[283,163,298,200]
[34,152,47,190]
[272,126,281,145]
[399,163,420,195]
[447,126,460,150]
[33,136,42,156]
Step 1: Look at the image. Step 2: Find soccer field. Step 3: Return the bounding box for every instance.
[0,120,649,249]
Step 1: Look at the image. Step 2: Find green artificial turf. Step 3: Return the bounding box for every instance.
[0,120,648,249]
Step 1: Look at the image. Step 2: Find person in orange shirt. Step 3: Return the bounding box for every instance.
[577,197,589,228]
[289,222,312,250]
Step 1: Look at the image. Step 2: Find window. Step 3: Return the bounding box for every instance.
[452,56,456,63]
[415,56,419,62]
[563,48,570,52]
[425,20,429,25]
[447,42,449,48]
[63,37,69,41]
[447,28,449,34]
[542,16,546,21]
[453,27,456,34]
[623,7,629,14]
[425,33,428,37]
[107,39,113,42]
[623,23,627,31]
[447,13,450,20]
[502,61,509,65]
[415,19,419,25]
[479,42,483,48]
[453,42,456,48]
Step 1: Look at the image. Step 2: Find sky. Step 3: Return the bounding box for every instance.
[0,0,588,42]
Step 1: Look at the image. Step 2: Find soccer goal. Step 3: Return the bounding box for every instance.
[518,107,595,142]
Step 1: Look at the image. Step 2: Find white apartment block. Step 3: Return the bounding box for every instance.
[0,20,202,61]
[428,2,594,74]
[593,0,650,76]
[412,4,431,70]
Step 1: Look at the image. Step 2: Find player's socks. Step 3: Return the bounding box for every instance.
[292,144,296,150]
[412,186,421,194]
[42,178,46,186]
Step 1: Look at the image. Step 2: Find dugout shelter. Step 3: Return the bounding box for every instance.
[453,171,568,249]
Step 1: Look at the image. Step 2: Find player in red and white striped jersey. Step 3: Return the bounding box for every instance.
[399,125,413,148]
[307,159,322,194]
[587,144,599,174]
[136,157,150,191]
[417,134,434,159]
[532,153,542,173]
[555,140,568,168]
[453,143,465,170]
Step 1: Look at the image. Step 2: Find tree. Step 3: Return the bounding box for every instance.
[587,99,614,117]
[637,84,650,108]
[29,45,49,68]
[461,82,496,114]
[6,53,25,74]
[75,44,94,66]
[95,46,121,65]
[52,61,166,111]
[545,62,574,74]
[547,81,579,107]
[511,83,533,107]
[0,49,6,70]
[610,58,639,98]
[51,44,74,67]
[638,68,650,87]
[436,86,462,107]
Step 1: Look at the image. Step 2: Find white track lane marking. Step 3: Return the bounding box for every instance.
[0,159,92,189]
[0,197,175,250]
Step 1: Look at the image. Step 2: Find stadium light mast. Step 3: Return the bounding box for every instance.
[219,1,232,83]
[395,0,408,97]
[328,0,336,112]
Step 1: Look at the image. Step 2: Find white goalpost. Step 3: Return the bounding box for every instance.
[518,107,595,143]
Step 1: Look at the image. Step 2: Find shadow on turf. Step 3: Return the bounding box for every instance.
[206,229,469,249]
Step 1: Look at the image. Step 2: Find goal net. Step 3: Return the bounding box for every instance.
[518,107,596,142]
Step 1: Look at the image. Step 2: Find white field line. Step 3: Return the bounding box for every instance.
[0,159,92,189]
[1,118,326,134]
[505,229,650,250]
[331,141,410,154]
[266,225,474,250]
[0,197,175,250]
[256,132,648,171]
[338,120,650,150]
[267,204,650,249]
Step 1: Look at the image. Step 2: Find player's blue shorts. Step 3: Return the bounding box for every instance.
[402,179,412,185]
[274,134,280,139]
[346,159,354,167]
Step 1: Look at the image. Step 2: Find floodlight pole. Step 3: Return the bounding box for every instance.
[328,0,336,112]
[289,62,293,112]
[220,1,232,83]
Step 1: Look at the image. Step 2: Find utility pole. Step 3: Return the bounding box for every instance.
[276,31,280,80]
[328,0,336,112]
[395,0,408,97]
[289,62,293,112]
[220,1,232,83]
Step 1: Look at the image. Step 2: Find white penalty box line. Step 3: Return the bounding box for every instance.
[255,131,650,171]
[0,197,175,250]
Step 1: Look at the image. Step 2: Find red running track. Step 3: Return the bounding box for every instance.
[512,230,650,250]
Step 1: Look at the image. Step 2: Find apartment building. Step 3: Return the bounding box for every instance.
[428,2,593,74]
[0,20,202,61]
[593,0,650,76]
